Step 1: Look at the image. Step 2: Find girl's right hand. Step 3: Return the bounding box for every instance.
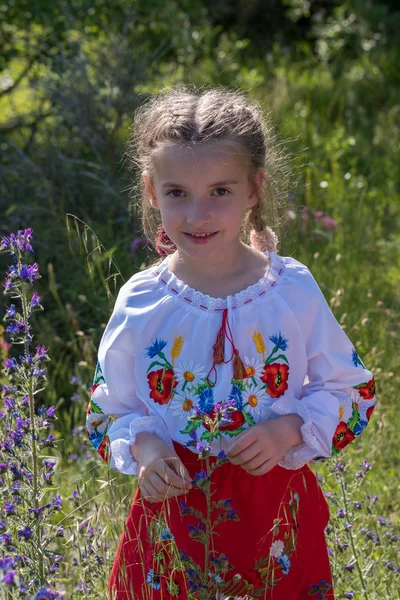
[130,432,193,503]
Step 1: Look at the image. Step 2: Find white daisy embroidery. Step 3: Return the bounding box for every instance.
[269,540,284,558]
[170,393,197,419]
[174,361,206,389]
[243,356,265,380]
[243,383,269,416]
[86,411,109,434]
[337,394,355,423]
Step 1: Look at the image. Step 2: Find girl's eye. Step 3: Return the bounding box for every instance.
[212,188,230,197]
[167,189,185,198]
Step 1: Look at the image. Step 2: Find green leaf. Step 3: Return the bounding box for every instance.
[223,427,244,437]
[347,404,360,431]
[273,353,289,364]
[89,399,103,414]
[146,361,166,373]
[243,411,256,426]
[179,420,201,435]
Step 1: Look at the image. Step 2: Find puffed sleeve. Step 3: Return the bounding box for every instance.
[271,262,377,470]
[85,283,174,476]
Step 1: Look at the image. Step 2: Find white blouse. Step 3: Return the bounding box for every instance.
[85,251,377,476]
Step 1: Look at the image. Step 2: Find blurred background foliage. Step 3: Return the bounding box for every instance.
[0,0,399,471]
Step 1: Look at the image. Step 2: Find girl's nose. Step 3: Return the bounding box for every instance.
[186,200,212,226]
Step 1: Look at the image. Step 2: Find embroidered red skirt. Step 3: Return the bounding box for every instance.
[107,442,334,600]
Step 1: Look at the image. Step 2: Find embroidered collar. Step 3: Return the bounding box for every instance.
[155,251,286,312]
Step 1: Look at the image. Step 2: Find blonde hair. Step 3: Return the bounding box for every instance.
[125,85,291,256]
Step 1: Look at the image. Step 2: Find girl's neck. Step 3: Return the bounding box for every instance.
[167,242,270,298]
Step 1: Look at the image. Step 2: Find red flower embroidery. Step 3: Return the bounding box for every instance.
[204,408,245,432]
[366,405,375,421]
[98,435,110,464]
[90,382,100,396]
[333,422,355,451]
[358,377,376,400]
[261,363,289,398]
[147,369,177,404]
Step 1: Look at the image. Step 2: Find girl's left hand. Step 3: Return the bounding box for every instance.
[227,415,304,476]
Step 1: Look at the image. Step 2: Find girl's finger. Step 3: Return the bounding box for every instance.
[229,441,261,466]
[139,479,162,503]
[227,435,257,459]
[164,456,192,483]
[156,459,192,489]
[240,451,268,472]
[247,457,277,477]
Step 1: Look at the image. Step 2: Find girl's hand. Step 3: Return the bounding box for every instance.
[131,432,193,503]
[227,415,304,476]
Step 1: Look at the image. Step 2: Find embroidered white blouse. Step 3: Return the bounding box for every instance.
[85,251,377,476]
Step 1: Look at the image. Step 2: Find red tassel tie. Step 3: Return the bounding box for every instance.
[206,308,247,386]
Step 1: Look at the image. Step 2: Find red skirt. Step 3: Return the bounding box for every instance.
[108,442,334,600]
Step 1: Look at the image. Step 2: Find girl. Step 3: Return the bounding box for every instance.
[86,87,377,600]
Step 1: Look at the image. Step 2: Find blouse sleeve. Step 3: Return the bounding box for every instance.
[271,265,377,470]
[85,285,174,476]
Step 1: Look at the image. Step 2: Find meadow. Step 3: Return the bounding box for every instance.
[0,1,399,598]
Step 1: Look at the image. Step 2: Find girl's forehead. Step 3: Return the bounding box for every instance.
[151,141,250,182]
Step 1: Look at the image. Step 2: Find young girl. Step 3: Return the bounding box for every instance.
[86,87,377,600]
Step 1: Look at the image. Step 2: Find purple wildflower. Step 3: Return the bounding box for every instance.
[0,229,33,253]
[44,460,56,471]
[5,305,16,318]
[4,358,17,370]
[130,236,149,257]
[31,292,41,307]
[1,533,12,545]
[18,527,33,540]
[4,501,16,514]
[2,570,16,585]
[6,320,26,334]
[51,496,62,511]
[46,406,56,418]
[4,397,15,410]
[36,345,48,360]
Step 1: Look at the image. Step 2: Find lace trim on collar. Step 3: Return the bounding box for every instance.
[155,251,286,312]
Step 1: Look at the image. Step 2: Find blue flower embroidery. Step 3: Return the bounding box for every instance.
[198,387,214,414]
[269,331,289,352]
[228,384,243,410]
[278,553,291,575]
[145,339,167,358]
[146,568,161,590]
[88,430,105,450]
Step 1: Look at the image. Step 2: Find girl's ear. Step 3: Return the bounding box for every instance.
[247,169,266,207]
[143,171,159,209]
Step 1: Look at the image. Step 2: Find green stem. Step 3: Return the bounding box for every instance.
[264,345,278,364]
[339,471,369,599]
[21,277,45,585]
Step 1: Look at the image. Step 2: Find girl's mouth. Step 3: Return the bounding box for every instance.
[183,231,219,244]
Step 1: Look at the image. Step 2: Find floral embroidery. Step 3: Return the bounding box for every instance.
[86,361,111,465]
[146,568,161,590]
[145,329,291,443]
[331,349,377,455]
[147,368,177,404]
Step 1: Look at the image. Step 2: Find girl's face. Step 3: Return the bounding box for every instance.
[145,141,264,262]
